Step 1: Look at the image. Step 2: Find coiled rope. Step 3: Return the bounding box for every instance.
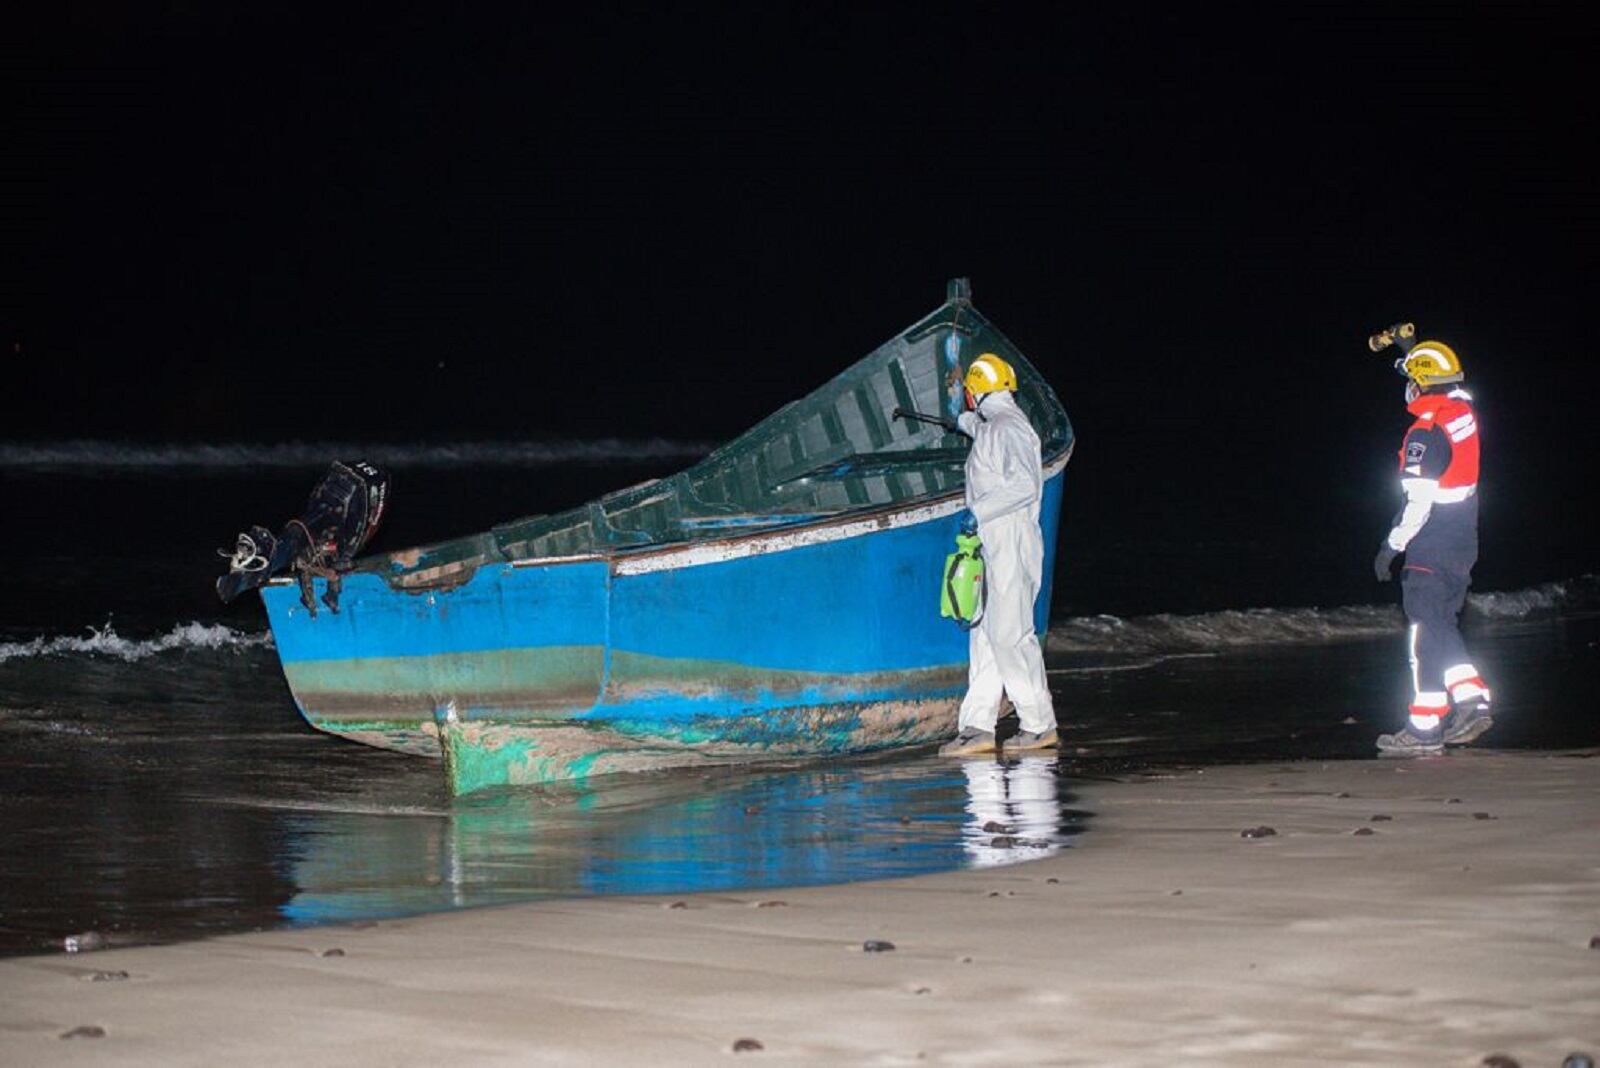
[219,532,270,573]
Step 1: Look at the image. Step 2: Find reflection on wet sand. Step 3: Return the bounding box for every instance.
[282,754,1089,927]
[961,756,1070,868]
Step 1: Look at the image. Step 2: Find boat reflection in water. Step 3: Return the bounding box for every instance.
[281,752,1089,927]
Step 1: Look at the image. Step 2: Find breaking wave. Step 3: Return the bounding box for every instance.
[1048,575,1598,656]
[1047,604,1401,655]
[0,622,272,665]
[1467,574,1599,619]
[0,439,714,469]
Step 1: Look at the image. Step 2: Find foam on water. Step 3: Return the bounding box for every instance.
[0,439,714,469]
[1468,574,1599,619]
[0,621,272,664]
[1046,574,1594,656]
[1047,604,1401,655]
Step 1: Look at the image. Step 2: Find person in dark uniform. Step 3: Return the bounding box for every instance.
[1372,338,1494,754]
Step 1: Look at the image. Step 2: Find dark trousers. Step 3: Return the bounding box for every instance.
[1400,547,1476,702]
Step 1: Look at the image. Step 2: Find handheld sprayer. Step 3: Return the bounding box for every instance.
[940,531,986,630]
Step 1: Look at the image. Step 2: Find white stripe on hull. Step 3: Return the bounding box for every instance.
[595,452,1069,577]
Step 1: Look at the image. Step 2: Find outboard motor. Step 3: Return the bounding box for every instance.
[217,460,390,615]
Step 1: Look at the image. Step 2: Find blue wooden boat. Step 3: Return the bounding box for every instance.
[257,279,1073,794]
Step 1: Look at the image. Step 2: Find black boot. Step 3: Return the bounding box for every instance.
[1376,721,1444,756]
[1443,701,1493,746]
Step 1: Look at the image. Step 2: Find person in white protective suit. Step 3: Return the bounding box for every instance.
[939,352,1060,757]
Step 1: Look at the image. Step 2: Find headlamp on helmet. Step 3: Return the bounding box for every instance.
[1371,323,1464,403]
[1395,340,1464,402]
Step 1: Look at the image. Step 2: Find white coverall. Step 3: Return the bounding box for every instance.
[954,390,1056,735]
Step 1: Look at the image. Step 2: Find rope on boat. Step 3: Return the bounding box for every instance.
[220,532,270,573]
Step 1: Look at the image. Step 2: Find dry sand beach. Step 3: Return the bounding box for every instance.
[3,750,1597,1066]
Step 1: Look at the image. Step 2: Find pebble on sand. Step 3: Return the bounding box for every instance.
[86,970,129,982]
[982,821,1014,834]
[1473,812,1497,820]
[753,900,787,908]
[60,1026,106,1040]
[1370,814,1393,822]
[1587,935,1600,949]
[665,901,688,909]
[1481,1055,1520,1068]
[862,940,896,953]
[320,948,346,958]
[732,1037,763,1052]
[1561,1053,1595,1068]
[1240,826,1277,839]
[1352,827,1376,836]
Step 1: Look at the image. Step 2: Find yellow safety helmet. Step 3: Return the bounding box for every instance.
[1395,340,1464,389]
[963,352,1018,396]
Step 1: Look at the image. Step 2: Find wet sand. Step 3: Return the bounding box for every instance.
[3,750,1597,1066]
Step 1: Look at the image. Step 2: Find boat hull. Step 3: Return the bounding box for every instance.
[263,466,1065,793]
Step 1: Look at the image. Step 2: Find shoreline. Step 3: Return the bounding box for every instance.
[3,750,1597,1065]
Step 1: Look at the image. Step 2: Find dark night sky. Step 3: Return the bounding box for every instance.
[4,4,1597,590]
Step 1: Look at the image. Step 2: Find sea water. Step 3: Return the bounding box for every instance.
[1,445,1595,956]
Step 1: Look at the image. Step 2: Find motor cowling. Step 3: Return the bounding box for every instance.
[217,460,390,613]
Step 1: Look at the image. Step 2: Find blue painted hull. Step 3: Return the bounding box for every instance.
[262,466,1066,793]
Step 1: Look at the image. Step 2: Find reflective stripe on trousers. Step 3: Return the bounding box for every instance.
[1401,549,1487,727]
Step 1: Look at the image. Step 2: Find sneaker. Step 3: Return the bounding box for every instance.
[938,728,998,757]
[1006,728,1060,752]
[1443,701,1494,746]
[1375,724,1445,756]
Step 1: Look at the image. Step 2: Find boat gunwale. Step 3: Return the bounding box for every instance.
[264,445,1072,590]
[606,443,1071,575]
